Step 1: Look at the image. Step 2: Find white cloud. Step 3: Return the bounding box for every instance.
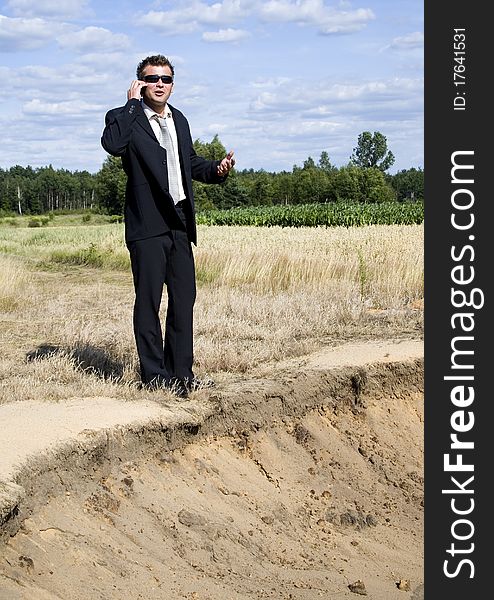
[74,51,129,69]
[136,10,199,35]
[202,28,250,42]
[258,0,375,34]
[0,15,68,51]
[137,0,373,36]
[23,98,105,117]
[176,83,211,104]
[390,31,424,50]
[190,0,251,25]
[6,64,113,92]
[5,0,89,20]
[57,26,130,53]
[319,8,375,34]
[250,76,292,88]
[0,115,108,171]
[137,0,250,34]
[3,63,126,124]
[249,76,423,115]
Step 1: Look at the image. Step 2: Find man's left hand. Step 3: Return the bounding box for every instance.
[217,150,235,176]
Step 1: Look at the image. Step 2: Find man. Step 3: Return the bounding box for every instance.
[101,54,235,398]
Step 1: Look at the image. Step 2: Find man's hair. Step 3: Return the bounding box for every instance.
[136,55,175,80]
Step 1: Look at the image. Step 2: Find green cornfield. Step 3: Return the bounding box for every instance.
[196,201,424,227]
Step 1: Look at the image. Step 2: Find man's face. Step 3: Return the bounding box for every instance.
[141,64,174,109]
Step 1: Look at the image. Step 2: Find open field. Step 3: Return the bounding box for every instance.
[0,222,423,404]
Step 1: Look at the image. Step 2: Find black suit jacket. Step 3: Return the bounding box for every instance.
[101,99,225,244]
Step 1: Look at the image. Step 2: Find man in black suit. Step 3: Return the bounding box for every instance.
[101,54,235,397]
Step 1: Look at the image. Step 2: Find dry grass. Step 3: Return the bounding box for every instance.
[0,224,128,269]
[0,222,423,405]
[0,255,29,312]
[195,225,423,304]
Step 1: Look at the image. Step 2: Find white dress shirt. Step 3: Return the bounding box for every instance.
[142,101,186,202]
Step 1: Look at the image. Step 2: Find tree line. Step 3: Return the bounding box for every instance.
[0,165,97,215]
[0,131,423,217]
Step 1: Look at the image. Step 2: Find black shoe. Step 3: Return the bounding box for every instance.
[167,378,190,398]
[143,377,189,399]
[181,377,215,393]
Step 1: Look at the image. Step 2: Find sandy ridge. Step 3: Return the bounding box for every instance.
[0,339,423,542]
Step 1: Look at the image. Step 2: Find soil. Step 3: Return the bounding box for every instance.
[0,339,424,600]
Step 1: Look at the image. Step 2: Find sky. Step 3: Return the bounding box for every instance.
[0,0,423,175]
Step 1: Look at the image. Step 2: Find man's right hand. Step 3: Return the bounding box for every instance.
[127,80,146,101]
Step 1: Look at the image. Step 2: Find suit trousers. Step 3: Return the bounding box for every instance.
[127,205,196,386]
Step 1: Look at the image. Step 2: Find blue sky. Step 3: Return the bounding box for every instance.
[0,0,423,174]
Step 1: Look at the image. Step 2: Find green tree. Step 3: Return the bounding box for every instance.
[37,165,60,212]
[293,161,326,203]
[75,170,97,210]
[389,167,424,201]
[350,131,395,172]
[270,170,295,205]
[0,169,9,213]
[318,151,335,173]
[193,134,227,161]
[359,168,396,203]
[96,155,126,215]
[220,173,250,209]
[250,170,273,205]
[192,134,249,209]
[333,166,361,201]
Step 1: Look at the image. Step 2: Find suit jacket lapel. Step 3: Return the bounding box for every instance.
[169,105,188,166]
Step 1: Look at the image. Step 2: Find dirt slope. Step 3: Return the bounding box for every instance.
[0,339,423,600]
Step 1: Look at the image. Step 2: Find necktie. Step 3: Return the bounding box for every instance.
[154,115,180,204]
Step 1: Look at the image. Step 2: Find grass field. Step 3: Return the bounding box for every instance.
[0,219,423,404]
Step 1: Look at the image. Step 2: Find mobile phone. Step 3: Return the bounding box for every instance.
[139,82,147,96]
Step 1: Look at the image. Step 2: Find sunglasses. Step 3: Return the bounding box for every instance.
[143,74,174,84]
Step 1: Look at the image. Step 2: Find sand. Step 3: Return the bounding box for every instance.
[0,339,423,600]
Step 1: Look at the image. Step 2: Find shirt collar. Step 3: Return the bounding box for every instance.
[141,100,172,120]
